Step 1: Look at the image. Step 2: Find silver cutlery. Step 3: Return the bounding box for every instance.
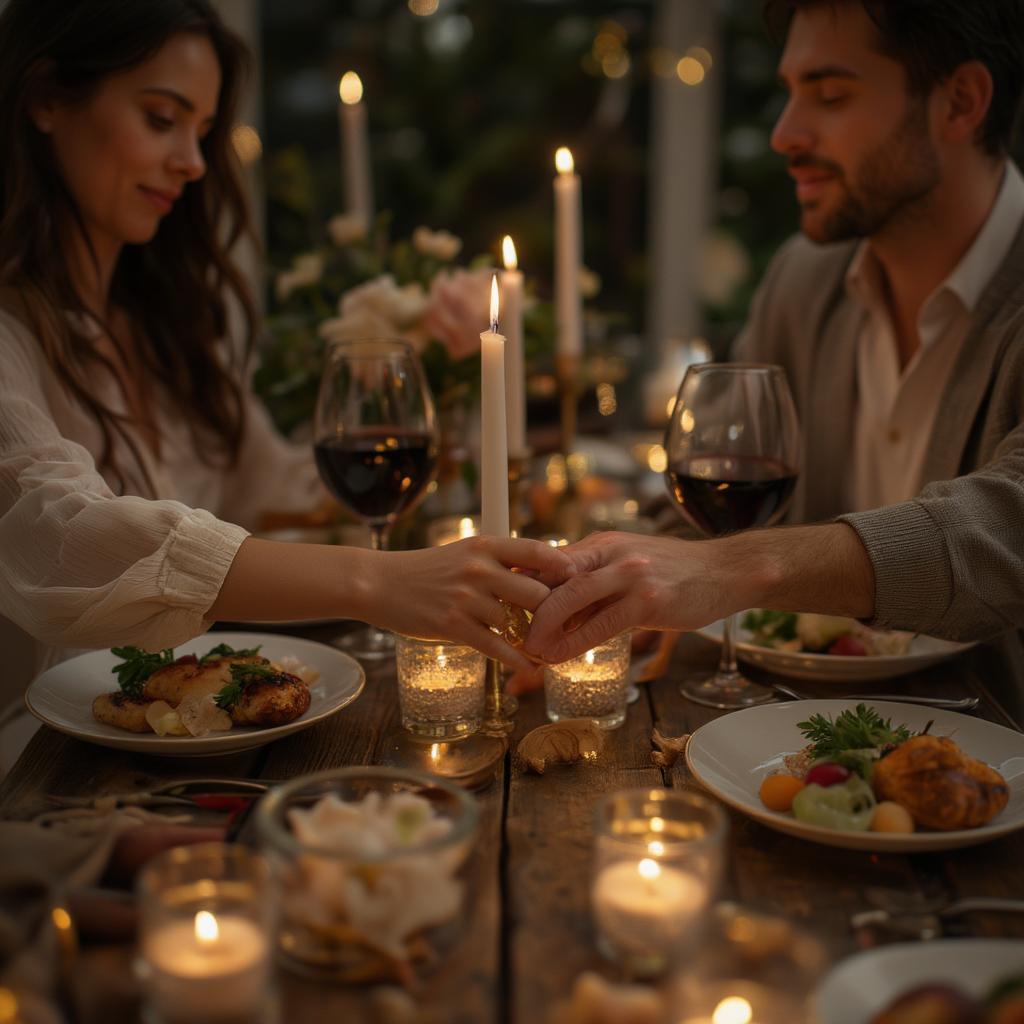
[770,683,979,712]
[852,898,1024,940]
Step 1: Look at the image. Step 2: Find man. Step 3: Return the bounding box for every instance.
[526,0,1024,717]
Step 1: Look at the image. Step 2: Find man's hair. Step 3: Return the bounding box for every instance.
[762,0,1024,157]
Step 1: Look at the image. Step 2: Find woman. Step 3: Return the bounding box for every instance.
[0,0,567,762]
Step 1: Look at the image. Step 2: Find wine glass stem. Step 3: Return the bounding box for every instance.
[718,612,740,676]
[369,523,389,552]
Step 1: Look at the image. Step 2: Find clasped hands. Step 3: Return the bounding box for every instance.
[380,530,741,673]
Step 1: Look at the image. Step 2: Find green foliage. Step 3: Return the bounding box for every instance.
[200,643,262,664]
[110,647,175,698]
[214,661,282,710]
[797,705,914,761]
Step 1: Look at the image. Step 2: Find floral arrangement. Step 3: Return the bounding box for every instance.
[255,213,552,438]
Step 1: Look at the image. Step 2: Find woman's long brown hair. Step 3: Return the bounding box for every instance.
[0,0,258,492]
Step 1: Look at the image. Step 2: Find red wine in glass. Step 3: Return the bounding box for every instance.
[667,455,798,537]
[314,429,436,522]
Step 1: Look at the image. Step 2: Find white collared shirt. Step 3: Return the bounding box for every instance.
[845,162,1024,512]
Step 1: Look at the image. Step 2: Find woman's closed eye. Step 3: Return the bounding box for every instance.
[145,111,174,131]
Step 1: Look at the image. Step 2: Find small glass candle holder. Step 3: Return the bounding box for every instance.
[136,843,276,1024]
[591,788,728,978]
[545,632,631,729]
[396,635,486,740]
[256,767,479,983]
[426,514,479,546]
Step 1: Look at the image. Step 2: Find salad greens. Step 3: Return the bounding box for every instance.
[110,647,175,698]
[741,610,797,645]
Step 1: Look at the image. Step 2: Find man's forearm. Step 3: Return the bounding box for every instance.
[715,522,876,619]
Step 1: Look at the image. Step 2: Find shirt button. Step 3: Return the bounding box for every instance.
[887,428,901,443]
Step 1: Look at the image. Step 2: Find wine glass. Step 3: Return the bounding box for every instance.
[663,363,800,708]
[314,338,439,660]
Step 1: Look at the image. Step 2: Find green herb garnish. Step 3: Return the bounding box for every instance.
[741,610,798,645]
[214,661,279,710]
[797,704,914,761]
[110,646,175,698]
[200,643,261,664]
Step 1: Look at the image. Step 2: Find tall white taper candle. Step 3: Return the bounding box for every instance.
[554,146,583,358]
[338,71,373,232]
[500,236,527,458]
[480,275,510,537]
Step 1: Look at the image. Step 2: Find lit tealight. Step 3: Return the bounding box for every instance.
[713,997,753,1024]
[637,857,661,881]
[194,910,219,945]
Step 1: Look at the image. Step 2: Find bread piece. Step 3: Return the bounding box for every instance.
[92,691,155,733]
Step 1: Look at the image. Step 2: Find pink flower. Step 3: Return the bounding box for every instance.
[421,267,493,361]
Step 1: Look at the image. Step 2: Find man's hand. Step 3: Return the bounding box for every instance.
[524,523,875,664]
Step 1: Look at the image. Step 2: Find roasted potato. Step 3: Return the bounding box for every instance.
[92,691,155,733]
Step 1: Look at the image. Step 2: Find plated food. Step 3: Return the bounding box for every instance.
[698,615,973,682]
[814,941,1024,1024]
[93,642,315,737]
[755,704,1009,835]
[26,632,365,755]
[685,700,1024,852]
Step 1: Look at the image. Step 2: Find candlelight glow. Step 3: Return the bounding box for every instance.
[430,742,441,763]
[0,988,17,1024]
[713,997,753,1024]
[459,517,476,538]
[650,816,665,832]
[585,649,596,666]
[555,146,574,175]
[231,124,262,165]
[194,910,219,944]
[637,858,661,881]
[648,840,665,857]
[502,235,518,271]
[489,274,500,327]
[339,71,363,105]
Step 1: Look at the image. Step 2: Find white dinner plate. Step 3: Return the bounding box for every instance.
[696,617,973,682]
[685,699,1024,852]
[814,940,1024,1024]
[25,631,365,756]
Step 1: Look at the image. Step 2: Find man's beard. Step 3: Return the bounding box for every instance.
[800,99,940,243]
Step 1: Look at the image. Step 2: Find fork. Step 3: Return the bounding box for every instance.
[770,683,979,712]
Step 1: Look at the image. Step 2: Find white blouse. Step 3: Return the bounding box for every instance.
[0,308,322,711]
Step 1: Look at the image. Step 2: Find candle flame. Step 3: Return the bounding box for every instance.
[339,71,363,104]
[649,815,665,832]
[489,274,500,330]
[430,743,441,763]
[194,910,219,944]
[555,146,574,175]
[458,516,476,538]
[713,997,753,1024]
[637,858,661,881]
[502,235,518,271]
[584,649,596,665]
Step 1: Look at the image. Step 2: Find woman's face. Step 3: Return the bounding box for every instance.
[36,32,222,252]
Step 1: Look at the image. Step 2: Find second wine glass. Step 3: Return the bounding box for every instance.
[314,337,439,660]
[663,362,800,709]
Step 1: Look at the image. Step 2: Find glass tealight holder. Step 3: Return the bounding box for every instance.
[544,632,631,729]
[396,635,486,740]
[591,788,728,978]
[256,767,479,983]
[135,843,276,1024]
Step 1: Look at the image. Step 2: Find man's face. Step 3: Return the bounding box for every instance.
[771,2,941,243]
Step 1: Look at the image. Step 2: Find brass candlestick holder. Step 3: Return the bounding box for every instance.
[555,353,581,460]
[481,657,518,736]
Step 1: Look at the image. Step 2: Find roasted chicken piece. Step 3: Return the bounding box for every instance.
[143,653,265,704]
[873,735,1009,830]
[228,671,311,727]
[92,692,155,733]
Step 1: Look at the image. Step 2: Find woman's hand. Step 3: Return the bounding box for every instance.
[363,537,575,670]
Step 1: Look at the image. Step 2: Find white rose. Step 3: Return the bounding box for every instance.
[340,274,428,329]
[328,213,367,247]
[412,226,462,261]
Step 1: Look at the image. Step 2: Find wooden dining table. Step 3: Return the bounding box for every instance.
[2,629,1023,1023]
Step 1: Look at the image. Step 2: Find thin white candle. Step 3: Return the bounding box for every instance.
[500,235,527,458]
[338,71,373,232]
[480,275,510,537]
[554,146,583,358]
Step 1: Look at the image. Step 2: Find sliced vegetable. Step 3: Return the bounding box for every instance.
[804,761,851,788]
[827,634,868,657]
[759,774,806,812]
[791,776,875,831]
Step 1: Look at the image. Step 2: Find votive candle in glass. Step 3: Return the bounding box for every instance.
[426,515,479,547]
[544,632,630,729]
[396,636,486,739]
[591,788,727,977]
[136,843,275,1024]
